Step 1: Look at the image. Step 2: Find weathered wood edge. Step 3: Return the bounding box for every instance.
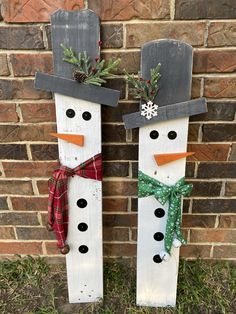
[123,98,207,129]
[35,72,120,107]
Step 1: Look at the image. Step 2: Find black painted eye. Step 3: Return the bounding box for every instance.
[78,245,88,254]
[77,223,88,232]
[82,111,92,121]
[77,199,87,208]
[150,130,159,139]
[153,254,162,263]
[154,208,165,218]
[168,130,177,140]
[66,109,75,118]
[153,232,164,241]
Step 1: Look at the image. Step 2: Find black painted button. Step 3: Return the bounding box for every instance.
[153,232,164,241]
[153,254,162,263]
[154,208,165,218]
[150,130,159,139]
[77,199,87,208]
[66,109,75,118]
[77,223,88,232]
[82,111,92,121]
[78,245,88,254]
[168,130,177,140]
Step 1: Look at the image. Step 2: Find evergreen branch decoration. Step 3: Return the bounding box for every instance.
[61,44,120,86]
[125,63,161,102]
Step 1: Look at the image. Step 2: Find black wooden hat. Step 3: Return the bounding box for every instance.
[123,40,207,129]
[35,9,119,107]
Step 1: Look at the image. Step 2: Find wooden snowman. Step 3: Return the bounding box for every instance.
[123,40,207,307]
[35,9,120,303]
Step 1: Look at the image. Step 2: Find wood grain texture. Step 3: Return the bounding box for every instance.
[123,98,207,129]
[136,40,193,307]
[51,9,99,79]
[35,72,120,107]
[49,9,103,303]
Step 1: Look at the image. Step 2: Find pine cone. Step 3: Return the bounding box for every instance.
[73,70,87,83]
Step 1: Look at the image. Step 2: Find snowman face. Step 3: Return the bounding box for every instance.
[55,94,101,167]
[138,117,190,185]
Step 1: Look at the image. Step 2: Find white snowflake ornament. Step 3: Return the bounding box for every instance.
[141,100,158,120]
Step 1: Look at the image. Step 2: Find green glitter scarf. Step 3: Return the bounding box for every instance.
[138,170,193,254]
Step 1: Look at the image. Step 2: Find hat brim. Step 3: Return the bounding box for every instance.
[123,98,207,129]
[35,72,120,107]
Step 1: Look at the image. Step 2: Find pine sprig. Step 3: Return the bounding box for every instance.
[125,63,161,102]
[61,44,120,86]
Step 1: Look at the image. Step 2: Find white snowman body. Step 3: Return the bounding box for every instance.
[55,93,103,303]
[137,116,189,307]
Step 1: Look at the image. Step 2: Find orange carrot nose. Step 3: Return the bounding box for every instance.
[50,133,84,147]
[154,152,195,166]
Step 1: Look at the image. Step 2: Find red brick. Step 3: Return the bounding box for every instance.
[102,51,140,75]
[191,77,201,98]
[0,26,44,49]
[188,124,200,141]
[182,214,216,228]
[204,77,236,98]
[126,22,205,48]
[0,212,39,225]
[103,227,129,241]
[3,162,58,178]
[45,241,60,255]
[131,228,137,241]
[218,215,236,228]
[213,245,236,258]
[103,181,137,196]
[180,245,211,258]
[36,180,49,195]
[193,199,236,214]
[103,213,137,227]
[0,79,51,100]
[11,197,48,211]
[197,162,236,178]
[30,144,58,161]
[2,0,84,23]
[104,243,136,257]
[190,229,236,243]
[0,54,10,76]
[16,227,55,240]
[0,124,56,142]
[0,180,33,195]
[104,161,129,177]
[103,198,128,212]
[88,0,170,20]
[20,102,56,123]
[202,124,236,142]
[103,144,138,161]
[175,0,236,20]
[10,53,53,77]
[225,182,236,197]
[0,103,18,122]
[0,242,42,254]
[187,144,230,161]
[101,24,123,48]
[208,22,236,47]
[0,144,28,160]
[193,49,236,73]
[102,124,126,143]
[0,227,15,239]
[189,181,221,197]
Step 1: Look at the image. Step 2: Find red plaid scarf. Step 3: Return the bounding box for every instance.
[47,153,102,252]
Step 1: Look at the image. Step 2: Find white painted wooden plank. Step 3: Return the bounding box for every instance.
[55,93,102,303]
[137,117,189,307]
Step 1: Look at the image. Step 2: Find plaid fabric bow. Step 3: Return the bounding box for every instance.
[138,170,192,254]
[47,153,102,252]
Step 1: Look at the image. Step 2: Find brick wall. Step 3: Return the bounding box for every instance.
[0,0,235,262]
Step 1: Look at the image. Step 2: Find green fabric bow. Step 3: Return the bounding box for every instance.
[138,170,193,254]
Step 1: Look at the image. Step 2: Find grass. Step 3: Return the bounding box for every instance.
[0,256,235,314]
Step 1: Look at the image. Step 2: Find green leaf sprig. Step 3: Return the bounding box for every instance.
[61,43,120,86]
[125,63,161,102]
